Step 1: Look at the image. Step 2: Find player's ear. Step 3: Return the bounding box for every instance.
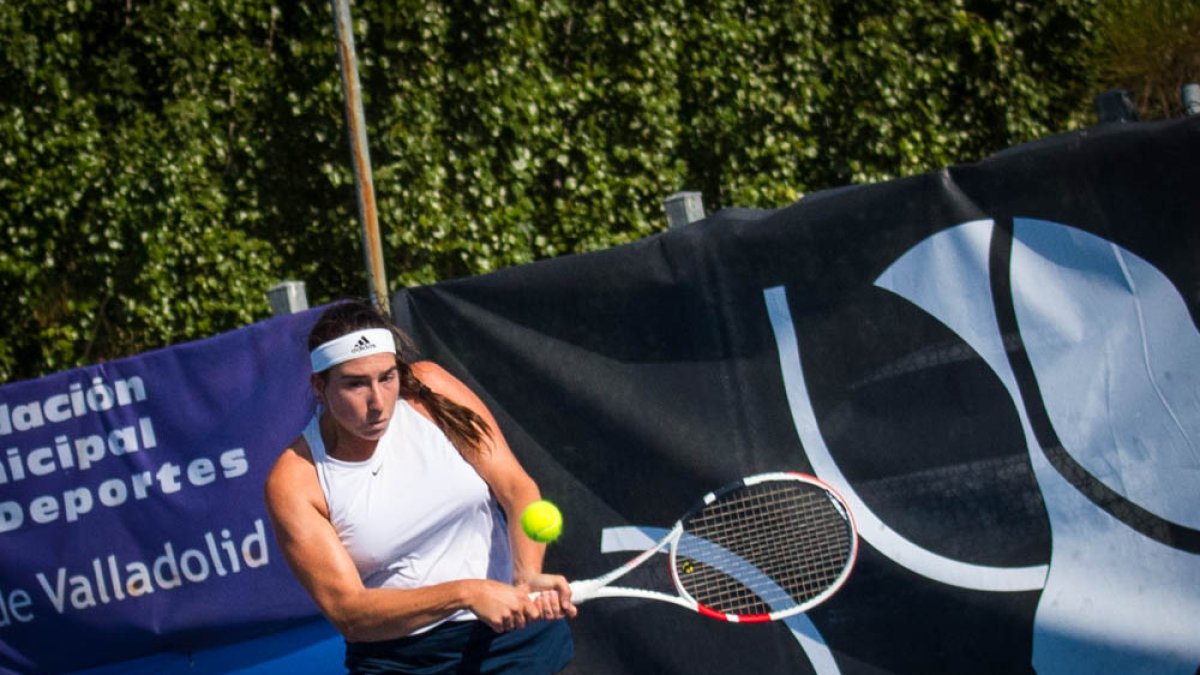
[311,373,326,402]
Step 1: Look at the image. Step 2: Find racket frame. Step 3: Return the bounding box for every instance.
[569,471,859,622]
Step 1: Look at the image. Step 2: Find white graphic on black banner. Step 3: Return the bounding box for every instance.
[767,218,1200,673]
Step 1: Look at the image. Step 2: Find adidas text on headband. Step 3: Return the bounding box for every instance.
[310,328,397,373]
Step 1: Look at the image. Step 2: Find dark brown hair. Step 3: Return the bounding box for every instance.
[308,299,492,459]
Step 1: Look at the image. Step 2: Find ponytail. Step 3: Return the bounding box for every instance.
[397,358,492,461]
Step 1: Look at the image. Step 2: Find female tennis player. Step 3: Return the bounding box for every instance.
[264,300,575,673]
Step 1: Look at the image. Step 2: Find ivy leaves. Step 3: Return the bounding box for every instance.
[1,0,1099,381]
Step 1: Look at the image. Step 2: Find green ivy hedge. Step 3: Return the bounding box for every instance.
[0,0,1098,381]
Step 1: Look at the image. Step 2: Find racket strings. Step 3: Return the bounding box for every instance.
[676,480,852,617]
[680,496,848,613]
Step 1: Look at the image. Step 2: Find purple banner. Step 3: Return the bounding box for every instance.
[0,309,324,674]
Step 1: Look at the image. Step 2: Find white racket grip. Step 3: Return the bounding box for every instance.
[566,578,602,604]
[527,579,599,605]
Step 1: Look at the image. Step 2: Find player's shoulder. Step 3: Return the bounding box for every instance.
[410,360,487,413]
[265,435,317,497]
[410,359,453,383]
[264,433,332,518]
[411,361,469,396]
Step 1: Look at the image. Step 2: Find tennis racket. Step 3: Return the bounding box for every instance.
[566,471,858,623]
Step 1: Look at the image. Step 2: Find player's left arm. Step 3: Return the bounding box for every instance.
[411,361,576,619]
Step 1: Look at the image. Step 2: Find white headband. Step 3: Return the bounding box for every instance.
[310,328,397,373]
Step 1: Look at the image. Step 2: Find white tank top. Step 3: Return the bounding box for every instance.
[306,399,513,631]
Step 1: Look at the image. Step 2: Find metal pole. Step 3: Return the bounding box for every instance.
[331,0,389,317]
[267,281,309,316]
[1093,88,1138,124]
[1183,84,1200,116]
[664,191,705,229]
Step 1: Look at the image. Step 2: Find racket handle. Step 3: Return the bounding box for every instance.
[567,579,599,604]
[527,580,597,605]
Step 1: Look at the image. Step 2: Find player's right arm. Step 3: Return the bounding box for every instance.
[263,437,541,640]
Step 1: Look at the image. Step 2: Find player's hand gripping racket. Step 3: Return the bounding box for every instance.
[567,472,857,623]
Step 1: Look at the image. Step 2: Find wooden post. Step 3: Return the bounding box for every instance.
[331,0,389,317]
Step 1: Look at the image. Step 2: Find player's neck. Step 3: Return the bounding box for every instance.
[320,413,379,462]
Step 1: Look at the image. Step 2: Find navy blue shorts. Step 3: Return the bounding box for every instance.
[344,619,573,674]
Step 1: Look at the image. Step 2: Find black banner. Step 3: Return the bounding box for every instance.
[393,118,1200,674]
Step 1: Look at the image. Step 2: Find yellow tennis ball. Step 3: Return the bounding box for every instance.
[521,500,563,543]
